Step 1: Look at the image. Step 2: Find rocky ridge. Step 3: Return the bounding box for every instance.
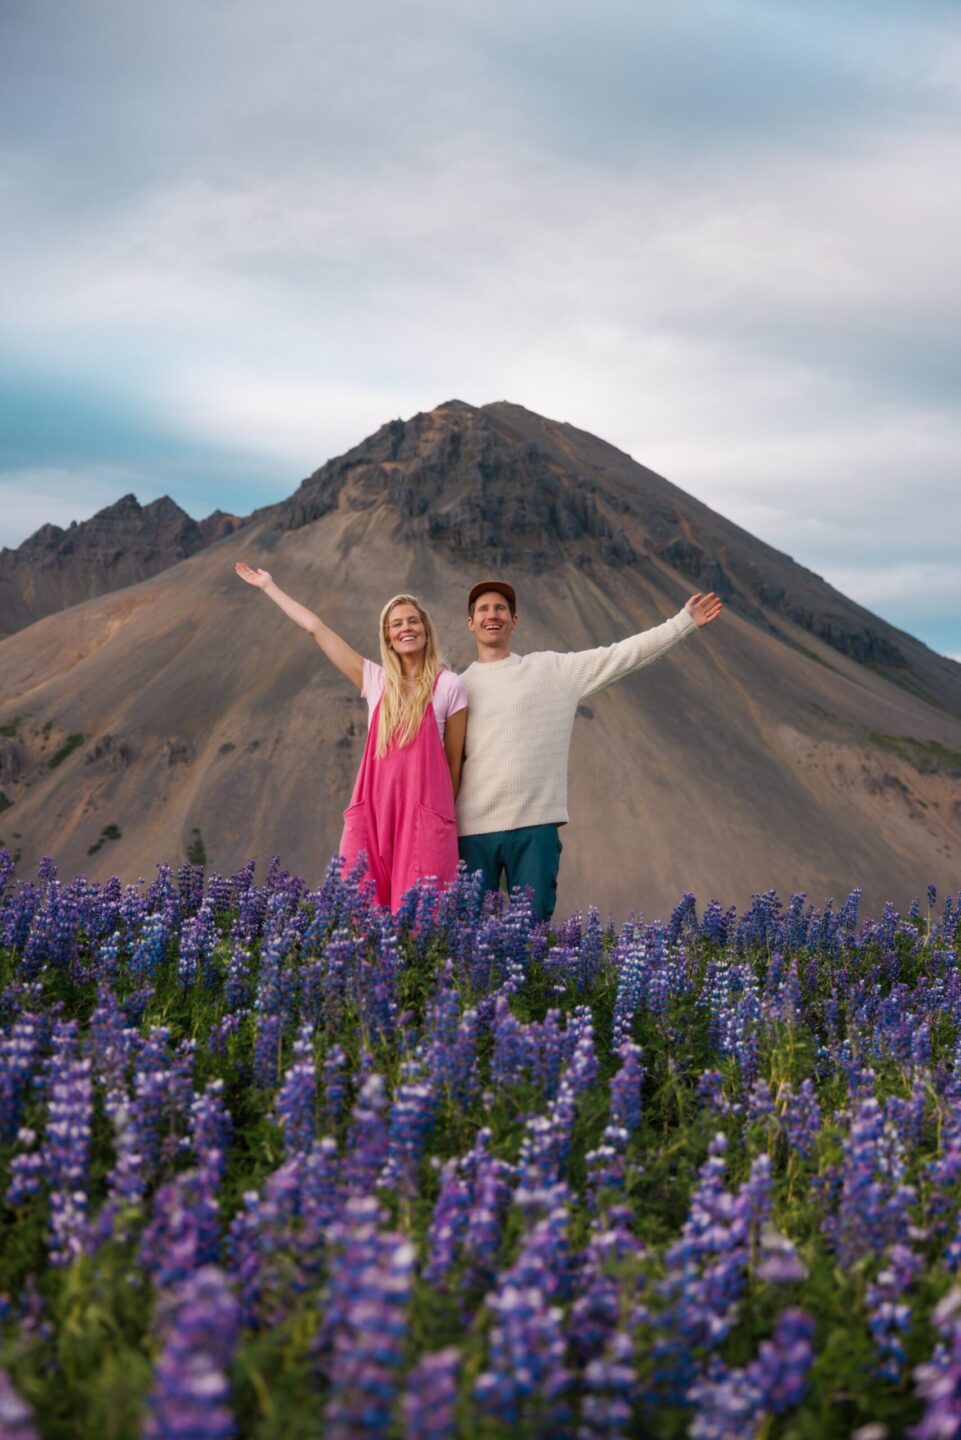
[0,493,247,637]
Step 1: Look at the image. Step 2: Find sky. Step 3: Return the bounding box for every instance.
[2,0,960,658]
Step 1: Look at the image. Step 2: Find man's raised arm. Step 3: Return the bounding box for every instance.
[557,592,722,701]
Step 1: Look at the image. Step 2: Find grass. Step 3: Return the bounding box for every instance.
[792,641,835,671]
[0,716,21,738]
[87,823,122,857]
[187,826,207,865]
[0,792,11,815]
[48,733,85,769]
[865,729,961,774]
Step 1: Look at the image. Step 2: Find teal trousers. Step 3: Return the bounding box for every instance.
[458,824,562,922]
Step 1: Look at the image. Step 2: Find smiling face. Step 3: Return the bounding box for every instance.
[467,590,518,656]
[385,601,428,660]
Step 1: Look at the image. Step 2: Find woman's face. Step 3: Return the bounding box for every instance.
[386,603,427,658]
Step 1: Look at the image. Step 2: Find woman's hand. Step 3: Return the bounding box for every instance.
[235,562,273,590]
[684,591,723,628]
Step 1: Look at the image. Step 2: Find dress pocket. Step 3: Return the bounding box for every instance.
[340,801,368,862]
[414,802,459,882]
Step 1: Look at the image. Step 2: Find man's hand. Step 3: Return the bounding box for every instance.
[235,561,273,590]
[685,591,723,628]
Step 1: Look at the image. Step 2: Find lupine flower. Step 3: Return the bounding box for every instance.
[275,1025,316,1155]
[145,1265,239,1440]
[778,1078,822,1159]
[402,1347,460,1440]
[342,1071,389,1193]
[867,1243,922,1381]
[579,1329,637,1439]
[0,1012,42,1143]
[319,1197,415,1440]
[0,1368,39,1439]
[911,1287,961,1439]
[688,1309,814,1438]
[474,1200,572,1430]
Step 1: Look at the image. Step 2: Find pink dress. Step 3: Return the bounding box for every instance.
[338,666,465,910]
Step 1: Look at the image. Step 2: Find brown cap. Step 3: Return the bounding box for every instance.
[468,579,517,613]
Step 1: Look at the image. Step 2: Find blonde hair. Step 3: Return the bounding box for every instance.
[375,594,443,757]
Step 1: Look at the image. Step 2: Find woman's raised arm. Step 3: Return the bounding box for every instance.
[234,563,364,690]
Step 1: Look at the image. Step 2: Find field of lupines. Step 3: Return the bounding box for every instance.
[2,847,961,1439]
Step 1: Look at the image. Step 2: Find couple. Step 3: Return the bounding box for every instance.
[235,564,722,919]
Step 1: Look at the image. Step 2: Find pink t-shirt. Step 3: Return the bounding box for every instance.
[361,660,467,742]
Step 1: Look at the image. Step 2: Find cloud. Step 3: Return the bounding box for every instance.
[0,0,959,655]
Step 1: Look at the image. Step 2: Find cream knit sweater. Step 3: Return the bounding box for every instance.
[456,608,697,836]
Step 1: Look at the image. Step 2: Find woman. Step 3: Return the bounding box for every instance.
[235,563,467,910]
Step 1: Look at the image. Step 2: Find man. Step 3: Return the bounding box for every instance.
[456,581,722,920]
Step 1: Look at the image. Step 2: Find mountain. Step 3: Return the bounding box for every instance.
[0,399,959,919]
[0,493,247,637]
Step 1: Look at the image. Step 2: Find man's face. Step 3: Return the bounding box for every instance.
[468,591,517,648]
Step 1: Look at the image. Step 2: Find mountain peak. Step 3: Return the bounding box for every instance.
[0,492,247,638]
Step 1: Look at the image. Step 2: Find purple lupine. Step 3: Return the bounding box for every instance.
[225,1156,308,1328]
[756,1223,807,1285]
[379,1053,438,1195]
[319,1197,415,1440]
[653,1140,773,1401]
[910,1287,961,1439]
[177,898,219,988]
[0,845,15,902]
[252,923,298,1087]
[298,1136,342,1281]
[316,926,360,1036]
[0,1012,42,1144]
[570,1207,645,1367]
[610,931,645,1048]
[402,1347,460,1440]
[359,915,400,1043]
[462,1130,515,1288]
[342,1071,389,1193]
[474,1198,572,1430]
[516,1079,579,1202]
[579,1330,637,1439]
[830,1096,916,1266]
[867,1243,923,1381]
[778,1078,822,1159]
[0,879,39,954]
[322,1043,347,1131]
[699,898,725,946]
[10,1021,95,1264]
[609,1041,644,1137]
[129,907,177,980]
[190,1078,232,1247]
[44,1027,93,1265]
[22,876,85,975]
[223,939,252,1011]
[667,891,698,945]
[0,1368,39,1439]
[145,1265,239,1440]
[424,1159,472,1289]
[275,1024,316,1155]
[688,1308,815,1437]
[586,1043,644,1203]
[577,907,605,992]
[99,1027,194,1221]
[140,1174,212,1288]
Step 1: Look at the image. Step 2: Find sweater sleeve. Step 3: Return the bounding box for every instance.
[555,609,698,701]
